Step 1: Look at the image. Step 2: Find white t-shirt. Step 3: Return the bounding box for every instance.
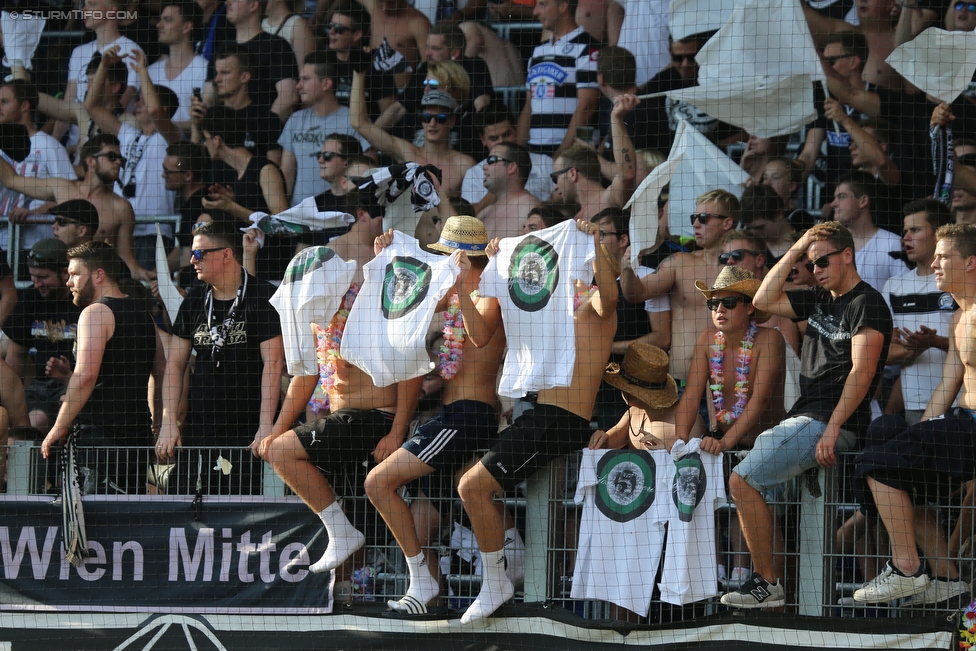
[270,246,357,376]
[341,231,460,387]
[658,439,725,606]
[0,131,76,254]
[572,448,670,617]
[278,106,370,206]
[461,151,555,205]
[147,55,210,125]
[882,269,956,411]
[479,219,595,398]
[115,123,176,237]
[855,228,906,294]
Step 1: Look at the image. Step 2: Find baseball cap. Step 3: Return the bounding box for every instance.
[26,238,69,269]
[53,199,99,232]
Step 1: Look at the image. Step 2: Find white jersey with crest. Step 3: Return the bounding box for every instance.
[342,231,460,387]
[479,219,595,398]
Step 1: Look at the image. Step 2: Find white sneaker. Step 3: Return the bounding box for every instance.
[853,561,929,603]
[903,578,970,607]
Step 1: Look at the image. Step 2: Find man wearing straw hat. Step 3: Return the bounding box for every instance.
[719,221,891,608]
[454,218,618,624]
[364,216,509,617]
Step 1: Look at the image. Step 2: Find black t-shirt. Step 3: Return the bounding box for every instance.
[172,273,282,445]
[75,297,156,442]
[332,55,399,120]
[2,288,81,381]
[786,281,892,436]
[208,32,298,112]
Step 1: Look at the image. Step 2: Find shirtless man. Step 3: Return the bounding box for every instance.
[549,94,638,220]
[851,223,976,606]
[455,218,617,624]
[804,0,899,89]
[259,187,422,575]
[357,0,430,82]
[620,189,738,382]
[364,216,506,616]
[0,133,145,280]
[478,142,539,238]
[350,74,474,197]
[459,21,525,89]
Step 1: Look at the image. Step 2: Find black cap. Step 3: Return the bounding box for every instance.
[52,199,99,232]
[26,238,68,269]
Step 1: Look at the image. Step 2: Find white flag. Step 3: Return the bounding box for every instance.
[625,154,684,270]
[886,28,976,105]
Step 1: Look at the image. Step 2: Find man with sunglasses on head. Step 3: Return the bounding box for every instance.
[477,142,539,238]
[159,220,284,494]
[620,189,738,387]
[719,221,891,609]
[278,52,370,207]
[2,239,81,432]
[0,133,148,282]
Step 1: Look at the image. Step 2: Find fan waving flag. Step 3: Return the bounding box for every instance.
[625,155,684,271]
[654,0,823,138]
[886,28,976,105]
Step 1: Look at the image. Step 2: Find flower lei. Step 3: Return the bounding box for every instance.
[709,319,759,425]
[308,284,359,415]
[438,290,467,379]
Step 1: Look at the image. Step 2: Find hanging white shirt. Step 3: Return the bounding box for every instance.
[341,231,460,387]
[270,246,357,376]
[479,219,595,398]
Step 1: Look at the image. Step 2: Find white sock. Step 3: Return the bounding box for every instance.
[460,549,514,625]
[388,552,440,611]
[310,502,365,574]
[503,528,525,590]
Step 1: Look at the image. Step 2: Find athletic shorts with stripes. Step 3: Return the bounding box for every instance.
[480,403,591,493]
[404,400,498,500]
[293,408,394,476]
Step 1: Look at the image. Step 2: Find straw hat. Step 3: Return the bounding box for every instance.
[428,215,489,256]
[694,266,771,324]
[603,342,678,410]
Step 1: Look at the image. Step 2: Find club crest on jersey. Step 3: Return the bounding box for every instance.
[595,450,656,523]
[283,246,335,284]
[382,256,431,319]
[672,452,707,523]
[508,235,559,312]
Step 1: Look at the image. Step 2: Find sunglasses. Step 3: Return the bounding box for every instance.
[328,21,349,34]
[422,79,440,89]
[706,296,749,311]
[825,53,855,66]
[54,217,81,227]
[314,151,347,161]
[91,151,126,165]
[485,154,513,165]
[191,247,227,262]
[956,2,976,10]
[718,249,760,265]
[804,249,846,273]
[550,166,573,183]
[419,112,450,124]
[671,53,695,63]
[690,212,726,226]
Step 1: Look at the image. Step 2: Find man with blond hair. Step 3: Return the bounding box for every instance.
[620,189,739,383]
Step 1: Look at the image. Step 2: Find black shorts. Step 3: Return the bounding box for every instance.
[293,408,394,475]
[480,403,591,492]
[853,409,976,511]
[25,378,66,424]
[405,400,497,501]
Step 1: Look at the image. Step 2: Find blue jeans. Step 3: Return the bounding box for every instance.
[733,416,857,493]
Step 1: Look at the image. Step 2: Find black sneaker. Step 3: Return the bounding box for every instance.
[720,572,786,609]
